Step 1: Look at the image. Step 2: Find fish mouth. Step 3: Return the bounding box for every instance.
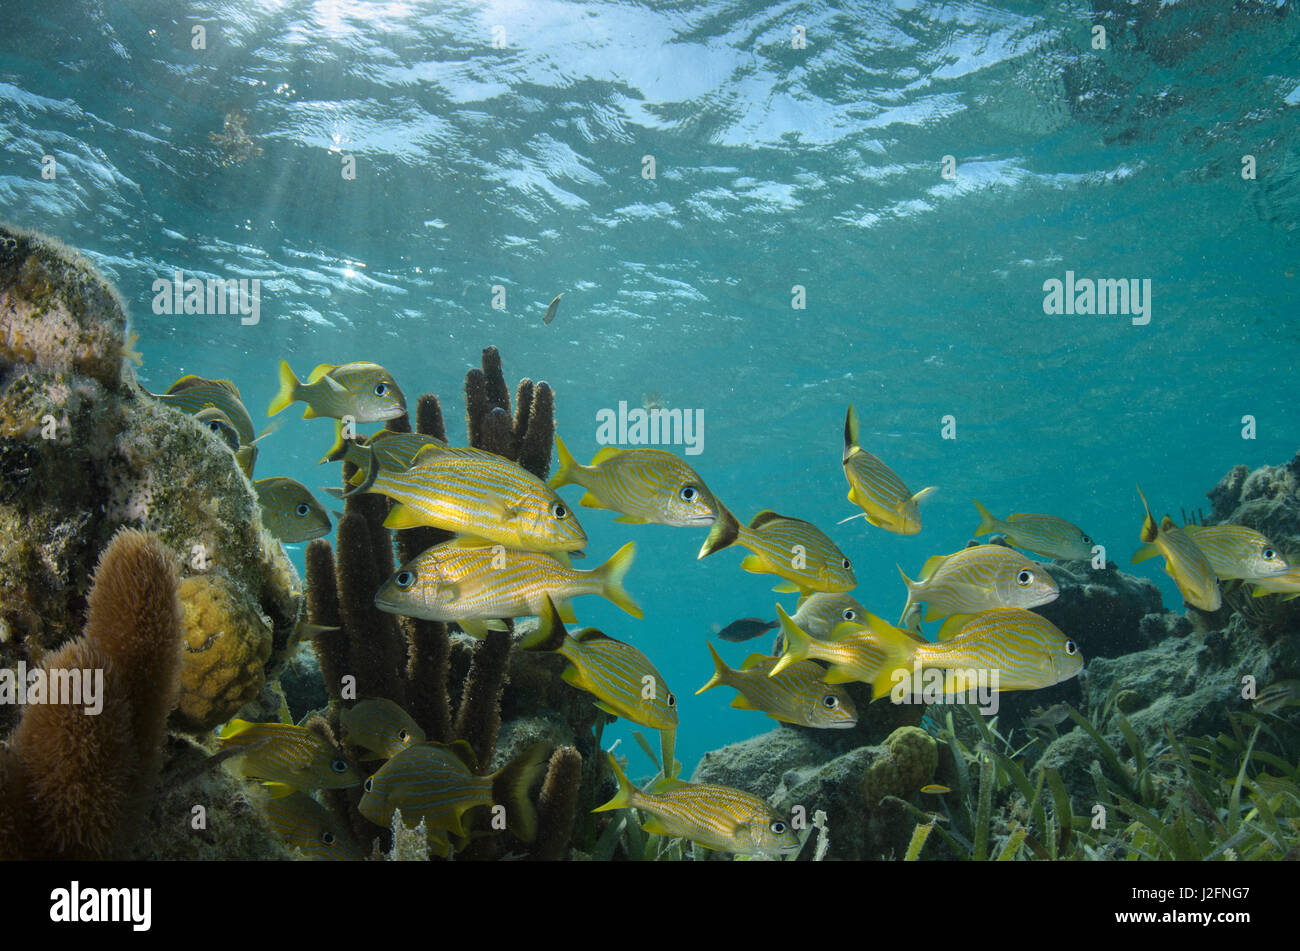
[829,719,858,730]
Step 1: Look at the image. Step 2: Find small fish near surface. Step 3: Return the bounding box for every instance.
[340,698,427,761]
[697,642,857,729]
[254,477,333,543]
[1131,487,1221,611]
[268,360,406,422]
[1133,523,1288,581]
[543,294,562,325]
[525,596,678,770]
[897,544,1059,625]
[374,540,641,637]
[868,607,1085,700]
[841,404,936,535]
[550,436,720,527]
[699,505,855,595]
[261,791,363,861]
[972,499,1095,561]
[349,445,588,553]
[714,617,778,643]
[217,719,361,793]
[593,752,800,858]
[149,374,257,445]
[358,739,550,842]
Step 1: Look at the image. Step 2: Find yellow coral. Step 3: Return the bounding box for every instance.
[173,574,272,732]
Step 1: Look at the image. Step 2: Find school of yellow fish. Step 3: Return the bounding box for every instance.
[151,368,1295,860]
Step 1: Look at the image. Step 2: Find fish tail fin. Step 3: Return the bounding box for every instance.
[267,360,299,417]
[491,742,550,843]
[1130,541,1160,564]
[1136,485,1159,544]
[896,564,919,624]
[843,404,860,461]
[869,621,922,700]
[695,642,731,695]
[596,541,642,618]
[592,752,638,813]
[972,498,1000,536]
[520,595,568,652]
[698,501,742,559]
[547,435,585,489]
[319,418,356,464]
[341,445,379,498]
[770,604,810,676]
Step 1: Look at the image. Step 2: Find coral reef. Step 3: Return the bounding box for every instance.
[0,529,182,860]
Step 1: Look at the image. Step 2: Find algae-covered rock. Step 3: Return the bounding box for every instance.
[0,225,301,745]
[1035,560,1164,658]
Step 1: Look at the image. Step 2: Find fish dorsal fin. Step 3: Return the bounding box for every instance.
[590,446,623,465]
[207,378,242,397]
[918,553,951,582]
[843,405,860,460]
[445,740,479,772]
[749,510,791,530]
[217,717,255,739]
[1006,513,1040,523]
[307,363,337,384]
[1160,516,1178,533]
[163,374,206,394]
[739,653,773,670]
[411,444,448,467]
[575,628,612,644]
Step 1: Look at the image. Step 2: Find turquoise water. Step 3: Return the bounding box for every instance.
[2,0,1298,774]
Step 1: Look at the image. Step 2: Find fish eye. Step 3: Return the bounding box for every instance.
[295,503,311,517]
[395,570,415,590]
[842,609,856,621]
[331,759,348,773]
[770,821,787,835]
[552,502,567,519]
[1016,569,1033,586]
[1065,640,1078,656]
[321,831,336,845]
[666,693,676,707]
[207,421,222,432]
[822,695,838,709]
[364,777,373,793]
[679,485,698,502]
[841,558,851,570]
[397,730,409,742]
[1082,535,1092,546]
[1264,548,1277,560]
[373,383,388,397]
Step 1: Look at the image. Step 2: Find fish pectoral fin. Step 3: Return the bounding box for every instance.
[556,601,578,624]
[578,491,609,510]
[641,817,673,836]
[739,555,766,575]
[382,504,425,530]
[614,514,648,524]
[560,665,583,688]
[457,619,491,639]
[822,667,858,685]
[593,700,622,718]
[446,535,496,549]
[260,782,295,800]
[729,695,759,711]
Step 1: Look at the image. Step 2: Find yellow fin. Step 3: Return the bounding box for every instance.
[972,498,1000,536]
[771,581,801,593]
[578,490,609,510]
[590,446,623,465]
[1131,541,1161,564]
[267,361,299,417]
[307,363,336,383]
[557,601,578,624]
[739,555,766,574]
[458,619,491,638]
[729,695,758,710]
[260,782,295,799]
[382,503,425,530]
[936,614,974,642]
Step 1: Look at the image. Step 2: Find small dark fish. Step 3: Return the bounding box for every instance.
[544,294,562,325]
[716,617,778,642]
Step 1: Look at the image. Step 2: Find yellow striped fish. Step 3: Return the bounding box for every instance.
[261,791,362,861]
[1132,487,1221,611]
[254,477,333,543]
[340,698,426,761]
[699,506,855,594]
[1134,524,1287,580]
[217,719,361,792]
[791,591,868,638]
[320,418,446,470]
[868,607,1084,700]
[972,499,1094,560]
[549,437,720,526]
[594,753,800,858]
[898,545,1058,625]
[841,404,936,535]
[697,642,857,729]
[268,360,406,422]
[1251,566,1300,600]
[771,603,909,685]
[150,375,257,444]
[527,596,677,769]
[358,740,549,841]
[194,407,258,478]
[374,541,641,637]
[349,448,588,553]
